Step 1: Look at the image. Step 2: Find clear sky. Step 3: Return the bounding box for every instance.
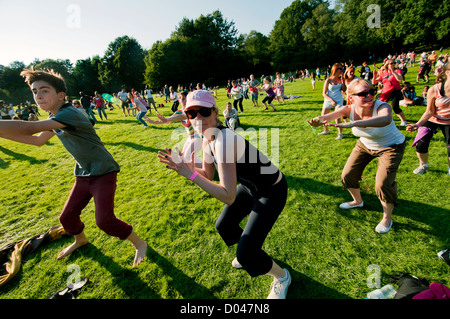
[0,0,295,67]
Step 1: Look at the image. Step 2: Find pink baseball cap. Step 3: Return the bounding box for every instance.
[185,90,216,110]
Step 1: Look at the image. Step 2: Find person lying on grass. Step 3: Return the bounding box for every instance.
[158,90,291,299]
[0,67,147,267]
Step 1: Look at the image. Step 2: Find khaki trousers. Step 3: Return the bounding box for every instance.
[341,139,406,204]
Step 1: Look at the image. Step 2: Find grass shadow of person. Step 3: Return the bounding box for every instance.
[145,245,217,299]
[63,241,215,299]
[72,243,162,299]
[273,258,351,299]
[105,141,159,154]
[284,175,450,244]
[0,145,48,168]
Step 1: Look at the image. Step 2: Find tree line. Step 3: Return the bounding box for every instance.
[0,0,448,104]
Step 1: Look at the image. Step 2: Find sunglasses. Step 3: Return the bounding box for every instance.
[353,89,377,97]
[185,107,213,119]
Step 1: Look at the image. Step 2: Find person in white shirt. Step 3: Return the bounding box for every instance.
[170,86,179,113]
[144,85,157,113]
[118,89,130,117]
[308,79,405,234]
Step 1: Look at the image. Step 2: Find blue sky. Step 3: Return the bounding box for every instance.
[0,0,295,66]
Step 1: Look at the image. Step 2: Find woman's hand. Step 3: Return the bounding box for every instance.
[158,147,195,179]
[156,113,168,123]
[307,117,326,127]
[406,123,419,132]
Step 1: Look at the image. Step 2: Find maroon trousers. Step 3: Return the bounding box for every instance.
[59,172,132,240]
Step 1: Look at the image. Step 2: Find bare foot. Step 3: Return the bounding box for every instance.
[127,230,147,267]
[57,232,89,260]
[133,240,148,267]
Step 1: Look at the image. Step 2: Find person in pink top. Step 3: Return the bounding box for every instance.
[274,72,286,104]
[407,63,450,175]
[372,59,407,126]
[94,91,107,120]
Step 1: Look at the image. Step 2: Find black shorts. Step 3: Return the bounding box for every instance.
[262,95,276,104]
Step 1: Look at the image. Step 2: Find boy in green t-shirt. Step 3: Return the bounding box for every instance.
[0,68,147,267]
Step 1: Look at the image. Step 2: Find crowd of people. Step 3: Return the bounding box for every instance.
[0,100,40,121]
[0,48,448,299]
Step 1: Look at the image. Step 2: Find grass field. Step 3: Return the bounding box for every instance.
[0,61,449,300]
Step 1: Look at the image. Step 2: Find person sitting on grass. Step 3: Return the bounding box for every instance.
[223,101,240,131]
[0,67,147,267]
[308,79,406,234]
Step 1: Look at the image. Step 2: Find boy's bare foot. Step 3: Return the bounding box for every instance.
[133,240,148,267]
[127,230,147,267]
[57,232,89,260]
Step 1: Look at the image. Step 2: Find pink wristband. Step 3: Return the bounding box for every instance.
[189,171,199,181]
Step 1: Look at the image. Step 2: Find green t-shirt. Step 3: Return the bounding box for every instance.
[50,103,120,176]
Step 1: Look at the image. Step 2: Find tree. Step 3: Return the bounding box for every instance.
[0,61,32,104]
[301,3,340,65]
[72,56,104,95]
[393,0,450,47]
[145,10,242,88]
[240,31,272,76]
[269,0,326,71]
[99,36,146,92]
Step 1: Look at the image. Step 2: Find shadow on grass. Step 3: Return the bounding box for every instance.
[0,232,215,299]
[81,244,214,299]
[110,118,177,130]
[81,243,162,299]
[146,245,217,299]
[0,146,48,169]
[285,175,450,244]
[274,259,351,299]
[105,141,160,153]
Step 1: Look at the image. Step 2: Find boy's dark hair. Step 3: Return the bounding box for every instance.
[20,67,67,93]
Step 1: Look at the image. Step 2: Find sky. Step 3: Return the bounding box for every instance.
[0,0,295,67]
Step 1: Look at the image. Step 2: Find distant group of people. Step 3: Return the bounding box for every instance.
[0,100,40,121]
[225,72,290,114]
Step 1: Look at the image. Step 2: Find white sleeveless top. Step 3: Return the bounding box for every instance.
[351,100,405,150]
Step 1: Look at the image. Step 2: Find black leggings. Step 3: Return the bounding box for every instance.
[415,121,450,157]
[262,95,276,105]
[233,97,243,112]
[215,174,287,277]
[388,90,404,114]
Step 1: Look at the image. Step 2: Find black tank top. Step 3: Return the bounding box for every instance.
[208,125,280,195]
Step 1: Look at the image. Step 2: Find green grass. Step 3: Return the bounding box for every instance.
[0,62,449,300]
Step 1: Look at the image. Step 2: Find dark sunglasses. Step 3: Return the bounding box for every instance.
[353,89,377,97]
[185,107,213,119]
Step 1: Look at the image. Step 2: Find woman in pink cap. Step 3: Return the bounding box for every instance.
[158,90,291,299]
